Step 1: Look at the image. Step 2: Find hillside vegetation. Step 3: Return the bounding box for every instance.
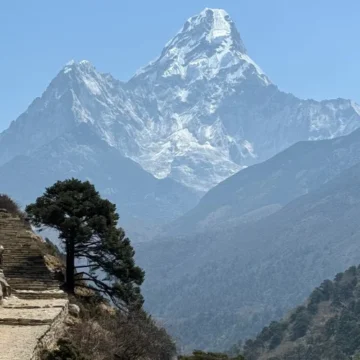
[137,160,360,351]
[242,265,360,360]
[41,299,176,360]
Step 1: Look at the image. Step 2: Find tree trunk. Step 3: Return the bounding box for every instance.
[66,238,75,293]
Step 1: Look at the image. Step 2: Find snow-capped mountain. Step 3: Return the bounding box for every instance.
[1,8,360,193]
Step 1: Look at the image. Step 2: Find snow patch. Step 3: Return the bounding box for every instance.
[177,88,189,102]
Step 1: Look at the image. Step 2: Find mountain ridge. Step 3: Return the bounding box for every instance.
[162,127,360,236]
[1,8,360,191]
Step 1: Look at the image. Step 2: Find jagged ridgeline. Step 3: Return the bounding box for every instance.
[242,265,360,360]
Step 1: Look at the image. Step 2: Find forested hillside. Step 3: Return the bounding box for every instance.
[137,160,360,351]
[242,265,360,360]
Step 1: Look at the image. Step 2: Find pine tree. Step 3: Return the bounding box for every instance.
[26,178,144,310]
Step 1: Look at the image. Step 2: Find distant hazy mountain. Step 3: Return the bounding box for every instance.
[242,265,360,360]
[0,124,197,240]
[164,128,360,236]
[1,8,360,194]
[136,131,360,351]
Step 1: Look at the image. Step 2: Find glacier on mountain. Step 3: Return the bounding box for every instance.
[1,8,360,192]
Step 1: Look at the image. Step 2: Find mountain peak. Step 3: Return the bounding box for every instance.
[187,8,235,44]
[57,59,107,96]
[62,59,95,74]
[133,8,251,82]
[178,7,246,52]
[201,7,229,15]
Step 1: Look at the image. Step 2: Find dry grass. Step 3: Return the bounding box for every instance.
[51,297,177,360]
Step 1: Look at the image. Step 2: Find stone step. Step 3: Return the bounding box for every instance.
[6,272,58,277]
[5,272,60,277]
[14,290,67,300]
[0,318,53,326]
[9,283,60,289]
[11,282,59,286]
[4,257,47,261]
[7,277,59,283]
[3,298,68,309]
[6,277,58,283]
[8,277,59,282]
[11,288,60,293]
[8,285,59,291]
[0,302,66,326]
[8,281,59,286]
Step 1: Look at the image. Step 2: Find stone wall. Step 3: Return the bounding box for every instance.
[31,301,69,360]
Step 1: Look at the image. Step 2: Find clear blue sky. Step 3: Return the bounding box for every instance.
[1,0,359,132]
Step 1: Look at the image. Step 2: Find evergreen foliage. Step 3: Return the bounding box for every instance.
[25,178,144,310]
[241,265,360,359]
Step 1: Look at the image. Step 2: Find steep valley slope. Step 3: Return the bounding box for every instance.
[137,132,360,351]
[164,127,360,237]
[242,265,360,360]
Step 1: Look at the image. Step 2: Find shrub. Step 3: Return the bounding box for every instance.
[64,304,176,360]
[0,194,22,215]
[41,339,89,360]
[291,310,311,340]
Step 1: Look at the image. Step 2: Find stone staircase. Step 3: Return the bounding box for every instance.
[0,211,69,359]
[0,297,69,360]
[0,211,66,299]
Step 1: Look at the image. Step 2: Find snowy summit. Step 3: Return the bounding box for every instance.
[135,8,267,84]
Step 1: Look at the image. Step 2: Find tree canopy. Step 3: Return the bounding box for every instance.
[26,178,144,310]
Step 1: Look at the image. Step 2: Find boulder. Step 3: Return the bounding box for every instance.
[0,270,11,302]
[69,303,81,317]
